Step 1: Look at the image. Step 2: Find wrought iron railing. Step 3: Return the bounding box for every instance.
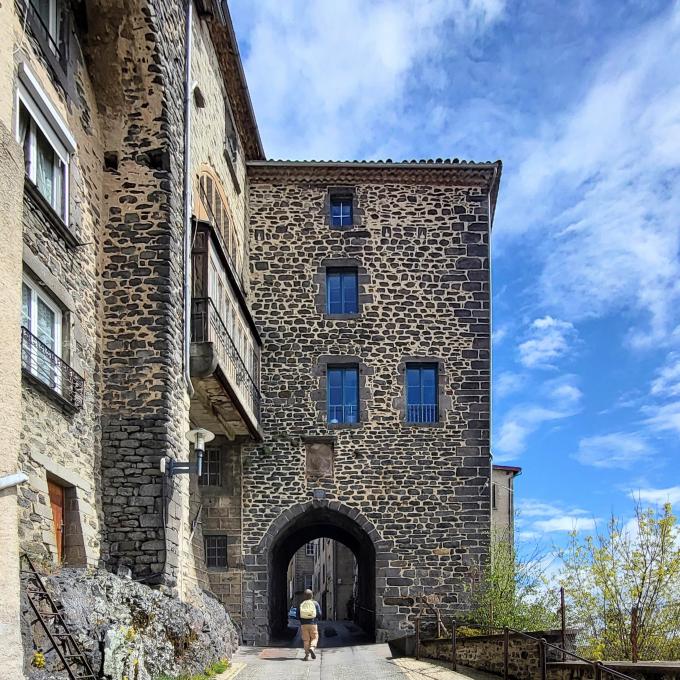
[21,326,84,410]
[191,298,261,421]
[328,404,358,424]
[406,403,438,423]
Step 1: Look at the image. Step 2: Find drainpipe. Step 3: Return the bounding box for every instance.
[182,0,194,399]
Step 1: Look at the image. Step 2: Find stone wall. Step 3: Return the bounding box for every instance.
[243,162,498,643]
[85,0,190,586]
[414,629,567,680]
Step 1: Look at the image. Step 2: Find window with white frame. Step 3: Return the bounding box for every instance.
[306,543,315,557]
[22,274,63,389]
[16,79,70,222]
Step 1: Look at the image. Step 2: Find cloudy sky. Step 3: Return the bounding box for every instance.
[230,0,680,547]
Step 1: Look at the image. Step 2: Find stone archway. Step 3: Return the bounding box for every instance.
[242,500,392,645]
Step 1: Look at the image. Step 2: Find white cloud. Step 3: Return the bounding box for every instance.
[497,4,680,346]
[235,0,506,160]
[518,317,577,369]
[533,516,597,533]
[495,371,526,398]
[644,401,680,435]
[517,498,597,539]
[632,486,680,506]
[494,376,582,457]
[650,353,680,397]
[574,432,653,469]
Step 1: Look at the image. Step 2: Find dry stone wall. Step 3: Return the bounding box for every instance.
[244,164,496,643]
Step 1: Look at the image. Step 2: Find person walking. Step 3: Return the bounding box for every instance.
[298,589,322,660]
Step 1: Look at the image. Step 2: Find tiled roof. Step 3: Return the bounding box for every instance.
[253,158,500,166]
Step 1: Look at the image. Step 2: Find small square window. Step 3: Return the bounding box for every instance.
[326,268,358,315]
[327,365,359,424]
[330,196,353,227]
[306,543,315,557]
[205,535,228,568]
[405,363,438,423]
[199,447,221,486]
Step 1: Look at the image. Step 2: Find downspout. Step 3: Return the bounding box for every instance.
[183,0,195,399]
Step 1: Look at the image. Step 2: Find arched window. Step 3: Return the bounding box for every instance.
[195,167,242,276]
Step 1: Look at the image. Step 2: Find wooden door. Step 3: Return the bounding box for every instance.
[48,480,65,563]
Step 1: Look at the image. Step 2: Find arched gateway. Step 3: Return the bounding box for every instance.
[241,500,388,645]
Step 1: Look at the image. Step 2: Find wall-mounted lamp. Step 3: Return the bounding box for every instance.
[160,428,215,477]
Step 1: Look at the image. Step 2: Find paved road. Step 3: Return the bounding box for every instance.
[228,621,499,680]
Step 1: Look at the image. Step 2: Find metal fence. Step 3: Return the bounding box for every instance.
[21,326,84,410]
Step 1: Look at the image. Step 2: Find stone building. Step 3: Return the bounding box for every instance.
[491,464,521,542]
[313,538,356,621]
[242,159,500,644]
[0,0,502,668]
[0,0,264,673]
[286,543,315,610]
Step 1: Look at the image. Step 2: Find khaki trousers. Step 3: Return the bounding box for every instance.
[301,624,319,653]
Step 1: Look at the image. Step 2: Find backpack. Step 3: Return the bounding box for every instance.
[300,600,316,620]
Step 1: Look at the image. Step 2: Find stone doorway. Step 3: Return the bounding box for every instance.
[262,503,378,643]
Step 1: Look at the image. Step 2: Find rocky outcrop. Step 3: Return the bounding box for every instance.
[22,568,239,680]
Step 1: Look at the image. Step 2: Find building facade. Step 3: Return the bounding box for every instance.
[287,542,315,611]
[313,538,356,621]
[491,464,521,542]
[242,160,500,644]
[0,0,502,669]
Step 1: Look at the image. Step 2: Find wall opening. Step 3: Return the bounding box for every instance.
[269,506,376,643]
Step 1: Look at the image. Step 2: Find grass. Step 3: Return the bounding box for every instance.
[153,658,230,680]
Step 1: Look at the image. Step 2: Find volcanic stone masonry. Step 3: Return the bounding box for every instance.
[241,161,500,644]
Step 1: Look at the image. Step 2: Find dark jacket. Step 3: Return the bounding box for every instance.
[297,600,322,625]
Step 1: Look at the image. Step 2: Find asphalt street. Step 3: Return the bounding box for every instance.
[227,621,500,680]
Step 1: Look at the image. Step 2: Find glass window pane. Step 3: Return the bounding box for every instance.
[407,383,420,405]
[37,298,56,350]
[328,368,342,389]
[53,158,64,219]
[22,283,32,329]
[406,367,421,390]
[327,273,342,313]
[35,127,55,207]
[342,273,358,313]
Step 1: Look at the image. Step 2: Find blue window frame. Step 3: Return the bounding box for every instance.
[330,196,353,227]
[327,366,359,424]
[326,268,358,315]
[406,363,438,423]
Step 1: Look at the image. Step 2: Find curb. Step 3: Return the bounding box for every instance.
[216,661,246,679]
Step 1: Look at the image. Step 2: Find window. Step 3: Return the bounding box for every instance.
[327,366,359,424]
[199,447,221,487]
[492,483,497,509]
[16,75,72,223]
[304,574,313,589]
[326,268,358,315]
[22,274,62,389]
[205,535,228,568]
[306,543,315,557]
[330,196,353,227]
[406,363,438,423]
[30,0,63,53]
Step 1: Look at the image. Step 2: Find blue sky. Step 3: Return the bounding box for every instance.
[230,0,680,549]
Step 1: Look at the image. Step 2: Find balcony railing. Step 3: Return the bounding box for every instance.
[328,404,358,425]
[191,297,261,422]
[21,326,84,410]
[406,403,438,424]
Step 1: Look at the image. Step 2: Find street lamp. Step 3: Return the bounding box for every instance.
[160,427,215,477]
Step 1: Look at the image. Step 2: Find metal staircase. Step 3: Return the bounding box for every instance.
[21,554,97,680]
